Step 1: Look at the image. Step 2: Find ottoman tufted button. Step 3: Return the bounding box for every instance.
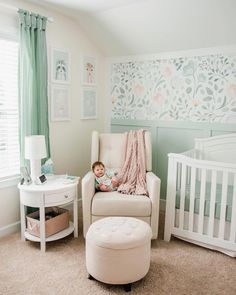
[129,220,138,228]
[111,226,118,232]
[124,230,132,236]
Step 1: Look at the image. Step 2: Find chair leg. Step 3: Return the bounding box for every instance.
[123,283,131,292]
[88,274,94,280]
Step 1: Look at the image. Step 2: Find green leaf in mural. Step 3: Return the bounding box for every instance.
[186,87,192,94]
[182,61,195,76]
[222,107,229,112]
[129,95,134,105]
[120,87,125,94]
[231,108,236,112]
[206,87,213,95]
[198,73,206,82]
[203,96,212,101]
[177,65,181,70]
[219,96,226,109]
[185,78,191,84]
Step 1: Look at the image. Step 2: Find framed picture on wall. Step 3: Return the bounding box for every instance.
[81,87,97,119]
[51,47,70,83]
[82,56,96,85]
[51,85,70,121]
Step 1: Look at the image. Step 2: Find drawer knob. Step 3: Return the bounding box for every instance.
[64,195,68,198]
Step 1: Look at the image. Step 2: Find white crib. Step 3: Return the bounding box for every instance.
[164,133,236,257]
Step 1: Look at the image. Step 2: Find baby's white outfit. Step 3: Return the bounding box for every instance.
[95,169,117,191]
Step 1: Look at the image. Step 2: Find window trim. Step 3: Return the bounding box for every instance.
[0,176,20,189]
[0,34,20,184]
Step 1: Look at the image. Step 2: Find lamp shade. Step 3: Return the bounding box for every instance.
[25,135,47,160]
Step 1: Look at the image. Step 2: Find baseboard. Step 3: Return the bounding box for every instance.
[0,221,20,238]
[160,198,166,212]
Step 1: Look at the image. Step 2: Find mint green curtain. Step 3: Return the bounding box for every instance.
[18,9,50,166]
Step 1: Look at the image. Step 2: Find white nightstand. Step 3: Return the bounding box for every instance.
[18,175,79,252]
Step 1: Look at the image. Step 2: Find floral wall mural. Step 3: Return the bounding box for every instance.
[111,54,236,123]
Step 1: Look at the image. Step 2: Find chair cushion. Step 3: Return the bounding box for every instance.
[92,191,151,217]
[99,133,126,169]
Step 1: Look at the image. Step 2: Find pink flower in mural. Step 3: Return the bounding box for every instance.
[152,92,164,105]
[133,84,145,96]
[228,84,236,97]
[163,66,172,79]
[111,96,117,104]
[192,98,201,106]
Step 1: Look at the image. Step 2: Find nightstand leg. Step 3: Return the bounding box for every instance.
[74,187,78,237]
[40,206,46,252]
[20,203,26,241]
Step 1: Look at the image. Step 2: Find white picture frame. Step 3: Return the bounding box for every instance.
[51,47,70,84]
[81,87,97,119]
[51,85,70,121]
[82,56,96,85]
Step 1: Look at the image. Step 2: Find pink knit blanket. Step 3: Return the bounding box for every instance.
[117,129,148,196]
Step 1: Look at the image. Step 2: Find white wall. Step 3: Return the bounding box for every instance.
[0,0,107,235]
[69,0,236,56]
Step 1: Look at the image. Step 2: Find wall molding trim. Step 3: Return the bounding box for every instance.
[160,198,166,212]
[0,221,20,238]
[111,119,236,198]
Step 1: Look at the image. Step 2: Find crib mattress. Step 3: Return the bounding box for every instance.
[175,181,233,222]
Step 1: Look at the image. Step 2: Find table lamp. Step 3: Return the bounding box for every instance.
[25,135,47,181]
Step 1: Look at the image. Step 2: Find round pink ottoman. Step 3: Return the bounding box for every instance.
[86,217,152,292]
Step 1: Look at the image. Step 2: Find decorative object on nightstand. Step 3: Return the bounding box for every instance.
[18,175,80,252]
[25,135,47,182]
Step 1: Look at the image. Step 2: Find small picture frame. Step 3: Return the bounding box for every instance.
[51,85,70,121]
[82,56,96,85]
[51,47,70,84]
[81,87,97,119]
[20,167,32,185]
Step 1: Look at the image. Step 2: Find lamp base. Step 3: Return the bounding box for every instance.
[30,159,41,182]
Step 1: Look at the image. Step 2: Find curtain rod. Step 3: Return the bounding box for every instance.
[0,2,54,22]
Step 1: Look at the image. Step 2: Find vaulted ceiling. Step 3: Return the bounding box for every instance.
[29,0,236,56]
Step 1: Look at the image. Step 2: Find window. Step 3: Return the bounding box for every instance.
[0,38,20,179]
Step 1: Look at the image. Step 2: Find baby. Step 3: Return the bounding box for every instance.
[92,161,119,192]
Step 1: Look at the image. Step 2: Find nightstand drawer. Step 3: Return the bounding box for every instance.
[45,188,75,206]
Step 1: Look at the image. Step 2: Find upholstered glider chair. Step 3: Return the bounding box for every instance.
[82,131,161,239]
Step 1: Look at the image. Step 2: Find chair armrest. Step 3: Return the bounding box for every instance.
[82,171,95,237]
[146,172,161,239]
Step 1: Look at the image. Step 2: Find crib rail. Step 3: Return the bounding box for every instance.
[164,152,236,256]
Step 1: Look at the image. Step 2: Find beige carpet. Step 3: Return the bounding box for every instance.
[0,212,235,295]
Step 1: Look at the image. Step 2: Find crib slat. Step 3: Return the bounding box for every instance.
[179,163,186,230]
[198,168,206,234]
[177,163,181,192]
[164,156,178,241]
[208,170,217,237]
[189,166,196,232]
[219,171,228,239]
[229,174,236,242]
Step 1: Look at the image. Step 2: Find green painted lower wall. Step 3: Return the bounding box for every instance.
[111,119,236,199]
